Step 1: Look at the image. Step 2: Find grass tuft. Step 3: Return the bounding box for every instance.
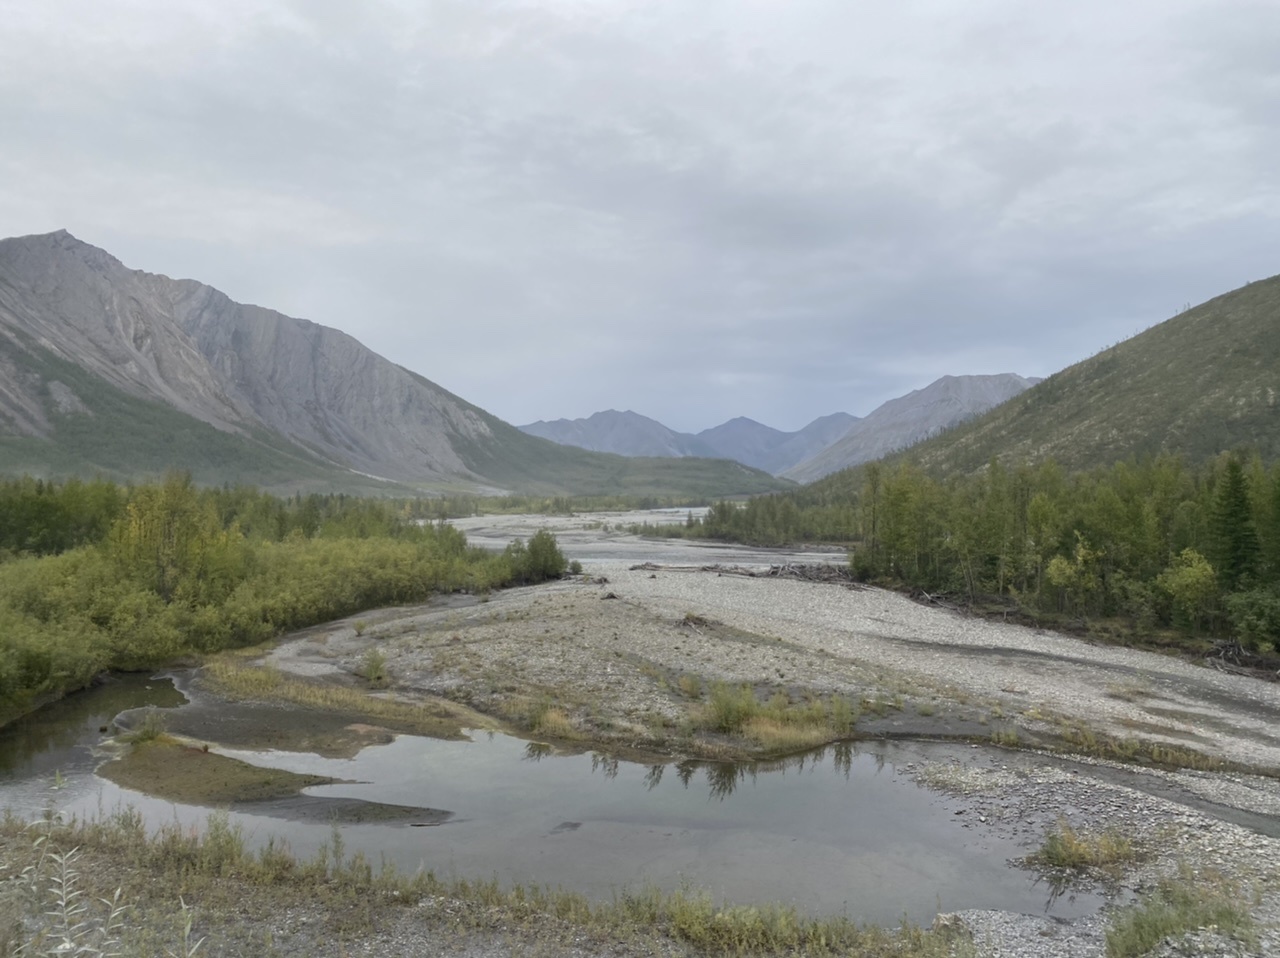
[697,684,857,754]
[1029,819,1139,876]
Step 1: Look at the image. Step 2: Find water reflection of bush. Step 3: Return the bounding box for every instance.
[0,674,185,775]
[523,740,870,801]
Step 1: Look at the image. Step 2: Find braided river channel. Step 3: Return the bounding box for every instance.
[0,512,1105,926]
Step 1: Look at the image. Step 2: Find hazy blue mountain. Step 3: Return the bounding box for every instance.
[520,409,717,458]
[694,418,789,470]
[782,374,1039,483]
[519,409,864,475]
[748,412,861,475]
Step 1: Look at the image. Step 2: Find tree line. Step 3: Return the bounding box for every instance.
[0,474,567,724]
[635,454,1280,652]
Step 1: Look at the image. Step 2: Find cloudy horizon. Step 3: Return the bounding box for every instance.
[4,1,1277,433]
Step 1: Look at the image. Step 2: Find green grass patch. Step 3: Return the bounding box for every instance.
[1105,874,1256,958]
[99,739,338,805]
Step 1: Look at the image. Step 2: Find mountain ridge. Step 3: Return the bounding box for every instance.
[896,275,1280,475]
[0,231,789,497]
[519,375,1036,479]
[782,373,1040,483]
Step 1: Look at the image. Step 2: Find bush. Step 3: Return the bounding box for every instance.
[525,529,568,582]
[359,648,388,687]
[705,683,758,733]
[1224,585,1280,652]
[501,530,568,584]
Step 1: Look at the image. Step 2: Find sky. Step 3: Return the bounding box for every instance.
[3,1,1278,433]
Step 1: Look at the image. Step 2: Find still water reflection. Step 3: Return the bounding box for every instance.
[0,679,1100,925]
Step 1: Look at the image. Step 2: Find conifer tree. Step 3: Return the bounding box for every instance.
[1211,458,1260,592]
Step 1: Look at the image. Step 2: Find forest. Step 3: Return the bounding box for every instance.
[0,474,568,724]
[636,453,1280,654]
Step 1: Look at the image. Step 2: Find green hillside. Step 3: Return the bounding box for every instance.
[908,273,1280,476]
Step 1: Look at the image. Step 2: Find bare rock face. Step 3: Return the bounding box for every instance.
[167,280,494,481]
[0,230,248,435]
[0,230,500,483]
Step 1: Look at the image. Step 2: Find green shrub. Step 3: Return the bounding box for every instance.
[359,648,388,687]
[525,529,568,581]
[1224,585,1280,651]
[1030,819,1137,873]
[705,683,758,733]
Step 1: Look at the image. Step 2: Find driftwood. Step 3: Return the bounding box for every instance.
[915,590,962,612]
[628,562,864,588]
[1204,640,1280,681]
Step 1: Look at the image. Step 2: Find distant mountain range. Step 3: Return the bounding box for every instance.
[520,410,861,475]
[520,374,1037,480]
[0,231,789,498]
[897,274,1280,475]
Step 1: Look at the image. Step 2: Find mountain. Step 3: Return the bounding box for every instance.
[695,418,789,471]
[519,411,861,474]
[900,275,1280,475]
[750,412,861,475]
[0,231,790,498]
[782,374,1039,483]
[520,410,717,458]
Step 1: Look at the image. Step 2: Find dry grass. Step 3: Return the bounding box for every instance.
[201,659,469,739]
[1029,819,1140,877]
[676,674,703,698]
[741,716,832,752]
[531,706,577,739]
[0,811,968,958]
[696,683,856,756]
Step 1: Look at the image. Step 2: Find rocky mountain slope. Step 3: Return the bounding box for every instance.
[0,231,788,497]
[903,275,1280,475]
[782,374,1039,483]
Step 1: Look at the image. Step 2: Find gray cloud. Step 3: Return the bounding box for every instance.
[2,0,1277,433]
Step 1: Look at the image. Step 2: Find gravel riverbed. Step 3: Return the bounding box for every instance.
[238,514,1280,956]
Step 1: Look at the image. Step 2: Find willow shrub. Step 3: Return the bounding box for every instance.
[0,520,568,723]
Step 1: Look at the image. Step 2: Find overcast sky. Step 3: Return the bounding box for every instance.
[3,1,1278,432]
